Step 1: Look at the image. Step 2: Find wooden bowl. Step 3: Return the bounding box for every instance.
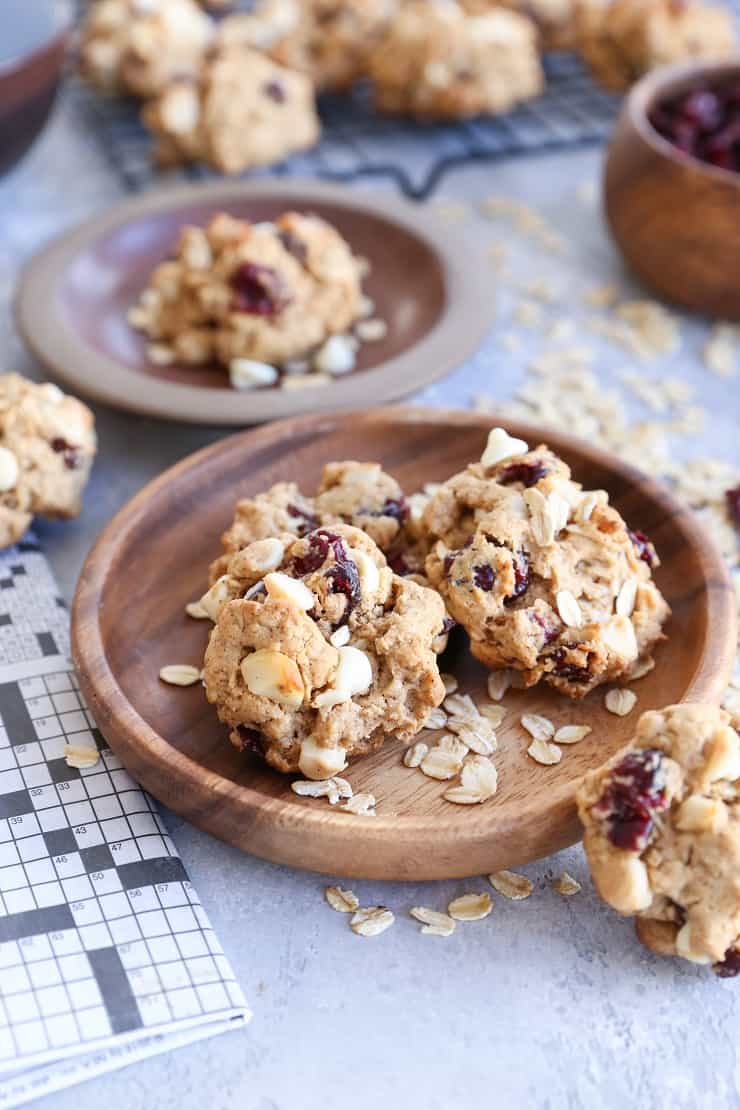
[605,60,740,319]
[0,0,72,177]
[71,408,737,881]
[15,179,495,425]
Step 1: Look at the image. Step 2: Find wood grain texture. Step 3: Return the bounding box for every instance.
[605,61,740,319]
[71,407,737,880]
[14,179,495,424]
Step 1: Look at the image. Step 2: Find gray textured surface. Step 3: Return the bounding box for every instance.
[1,93,738,1110]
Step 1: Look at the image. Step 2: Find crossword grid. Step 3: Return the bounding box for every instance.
[0,537,246,1075]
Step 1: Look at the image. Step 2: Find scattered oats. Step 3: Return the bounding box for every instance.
[424,707,448,731]
[487,670,513,701]
[437,734,470,759]
[355,318,388,343]
[616,578,638,618]
[513,300,542,327]
[291,777,352,800]
[523,278,557,303]
[64,744,100,770]
[584,283,619,308]
[629,656,655,681]
[350,907,394,936]
[554,724,591,745]
[501,332,522,353]
[410,906,456,936]
[605,688,638,716]
[703,323,738,377]
[342,792,376,816]
[527,738,562,766]
[314,334,357,375]
[359,294,375,318]
[556,589,583,628]
[444,755,498,804]
[450,722,497,756]
[325,885,359,913]
[479,703,505,728]
[489,870,534,900]
[229,358,278,390]
[185,600,209,619]
[443,692,481,722]
[441,673,458,695]
[521,714,555,742]
[547,318,576,342]
[159,664,201,687]
[448,892,493,921]
[552,872,582,896]
[403,741,429,768]
[615,300,681,359]
[420,743,465,781]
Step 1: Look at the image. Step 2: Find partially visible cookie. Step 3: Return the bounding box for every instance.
[462,0,578,50]
[577,704,740,975]
[142,46,320,173]
[202,524,446,777]
[129,211,360,369]
[220,0,397,90]
[422,427,670,698]
[368,1,544,119]
[79,0,213,98]
[0,376,96,550]
[577,0,736,92]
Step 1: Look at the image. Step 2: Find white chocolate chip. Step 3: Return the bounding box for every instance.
[313,645,373,708]
[604,856,653,914]
[147,342,175,366]
[199,574,236,622]
[159,663,201,687]
[481,427,529,468]
[675,794,728,833]
[352,548,379,595]
[703,726,740,783]
[297,738,348,780]
[355,318,388,342]
[675,922,713,965]
[185,600,210,619]
[241,649,304,708]
[247,538,285,573]
[313,334,356,375]
[229,358,279,390]
[329,625,350,648]
[264,571,315,611]
[556,589,583,628]
[0,446,19,492]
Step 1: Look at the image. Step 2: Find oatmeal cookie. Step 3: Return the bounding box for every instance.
[129,211,361,369]
[79,0,213,99]
[142,45,319,174]
[368,1,543,120]
[202,524,446,777]
[577,0,736,92]
[461,0,578,51]
[208,460,406,581]
[0,376,96,550]
[577,704,740,975]
[422,428,670,699]
[219,0,397,90]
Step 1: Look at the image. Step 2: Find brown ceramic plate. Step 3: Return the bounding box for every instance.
[15,180,494,425]
[72,408,736,880]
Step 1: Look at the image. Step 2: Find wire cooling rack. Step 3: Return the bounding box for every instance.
[72,0,738,202]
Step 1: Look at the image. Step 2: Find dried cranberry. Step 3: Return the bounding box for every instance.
[378,497,408,524]
[550,645,592,684]
[291,530,331,575]
[51,437,80,470]
[473,564,496,591]
[278,229,308,265]
[511,551,530,599]
[287,504,320,537]
[629,529,656,568]
[263,80,286,103]
[443,551,457,578]
[592,749,668,852]
[326,558,361,622]
[650,80,740,173]
[498,460,549,488]
[532,612,558,645]
[714,947,740,979]
[387,552,409,575]
[726,484,740,527]
[231,262,289,316]
[680,89,723,129]
[236,725,262,754]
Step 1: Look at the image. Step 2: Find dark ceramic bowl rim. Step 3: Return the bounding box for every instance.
[629,58,740,190]
[0,0,73,76]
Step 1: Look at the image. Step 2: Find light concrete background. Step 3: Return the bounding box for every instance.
[1,92,738,1110]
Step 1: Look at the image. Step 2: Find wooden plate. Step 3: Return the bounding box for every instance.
[15,180,494,425]
[72,408,736,880]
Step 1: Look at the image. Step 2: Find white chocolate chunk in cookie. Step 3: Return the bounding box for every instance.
[675,794,728,834]
[264,571,315,610]
[298,737,348,780]
[481,427,529,468]
[0,447,18,492]
[313,645,373,708]
[199,574,235,622]
[241,649,304,708]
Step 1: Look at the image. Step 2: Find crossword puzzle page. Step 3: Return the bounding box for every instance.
[0,538,249,1107]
